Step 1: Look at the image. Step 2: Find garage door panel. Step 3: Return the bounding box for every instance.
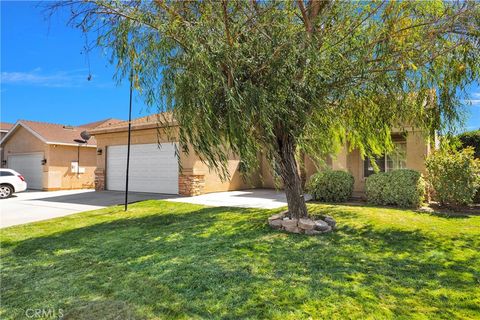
[106,143,178,194]
[8,154,43,189]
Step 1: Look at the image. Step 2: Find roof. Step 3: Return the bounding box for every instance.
[0,122,14,132]
[90,113,176,134]
[79,118,123,129]
[0,120,97,147]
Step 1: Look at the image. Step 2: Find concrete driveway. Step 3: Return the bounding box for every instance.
[0,189,173,228]
[1,189,289,228]
[167,189,288,209]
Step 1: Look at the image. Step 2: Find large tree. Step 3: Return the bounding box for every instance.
[56,0,480,218]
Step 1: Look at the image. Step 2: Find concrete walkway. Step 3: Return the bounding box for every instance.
[168,189,288,209]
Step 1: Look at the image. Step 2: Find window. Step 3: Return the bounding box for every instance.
[364,141,407,177]
[386,142,406,171]
[0,171,14,176]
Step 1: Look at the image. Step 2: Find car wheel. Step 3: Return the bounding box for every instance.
[0,185,13,199]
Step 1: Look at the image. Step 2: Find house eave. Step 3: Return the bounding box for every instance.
[89,121,178,135]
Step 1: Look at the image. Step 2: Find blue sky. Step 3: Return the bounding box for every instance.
[1,1,479,131]
[1,1,150,126]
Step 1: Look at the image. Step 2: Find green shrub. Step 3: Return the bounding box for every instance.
[458,130,480,158]
[365,172,389,205]
[366,169,426,208]
[474,189,480,204]
[307,170,354,202]
[426,147,480,207]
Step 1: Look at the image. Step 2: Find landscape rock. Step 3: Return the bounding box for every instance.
[268,219,283,229]
[323,216,336,228]
[267,213,337,235]
[282,218,298,228]
[321,225,333,233]
[284,225,302,233]
[298,218,316,230]
[305,229,322,235]
[268,213,285,221]
[314,220,330,231]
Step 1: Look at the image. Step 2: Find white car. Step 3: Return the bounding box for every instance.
[0,169,27,199]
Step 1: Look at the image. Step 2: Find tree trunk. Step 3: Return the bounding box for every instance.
[276,133,309,219]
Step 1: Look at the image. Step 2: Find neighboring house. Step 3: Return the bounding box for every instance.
[0,122,14,164]
[0,119,121,190]
[90,114,432,197]
[0,122,14,140]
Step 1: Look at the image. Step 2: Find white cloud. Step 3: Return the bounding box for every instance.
[462,91,480,107]
[1,69,110,88]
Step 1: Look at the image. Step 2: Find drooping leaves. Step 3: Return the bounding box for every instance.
[55,0,480,180]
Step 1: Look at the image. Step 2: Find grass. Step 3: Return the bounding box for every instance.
[1,201,479,319]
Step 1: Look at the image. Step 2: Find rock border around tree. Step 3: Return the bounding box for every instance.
[268,211,336,235]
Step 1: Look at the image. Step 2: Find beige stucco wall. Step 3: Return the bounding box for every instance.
[2,126,47,156]
[93,127,258,193]
[406,130,430,173]
[1,126,96,190]
[347,148,365,194]
[347,129,430,196]
[46,145,96,190]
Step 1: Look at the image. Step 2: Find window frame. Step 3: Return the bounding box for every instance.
[364,141,407,178]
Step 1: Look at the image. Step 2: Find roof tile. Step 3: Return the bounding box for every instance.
[0,122,14,131]
[91,113,175,133]
[79,118,123,129]
[18,120,97,146]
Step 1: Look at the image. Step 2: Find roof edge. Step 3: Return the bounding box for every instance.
[0,121,98,147]
[0,121,48,146]
[89,121,178,135]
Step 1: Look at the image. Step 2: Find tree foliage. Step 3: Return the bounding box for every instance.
[55,0,480,217]
[458,129,480,158]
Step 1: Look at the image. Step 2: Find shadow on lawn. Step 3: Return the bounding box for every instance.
[2,205,479,319]
[309,200,477,219]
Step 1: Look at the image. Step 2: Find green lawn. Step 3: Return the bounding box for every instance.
[1,201,479,319]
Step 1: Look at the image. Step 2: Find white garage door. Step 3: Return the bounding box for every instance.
[8,153,43,190]
[106,143,179,194]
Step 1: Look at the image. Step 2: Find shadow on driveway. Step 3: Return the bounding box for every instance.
[30,190,177,207]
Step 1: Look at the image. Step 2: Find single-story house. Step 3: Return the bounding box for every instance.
[0,119,121,190]
[89,114,432,197]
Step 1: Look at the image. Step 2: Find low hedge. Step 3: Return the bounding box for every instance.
[366,169,425,208]
[307,170,354,202]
